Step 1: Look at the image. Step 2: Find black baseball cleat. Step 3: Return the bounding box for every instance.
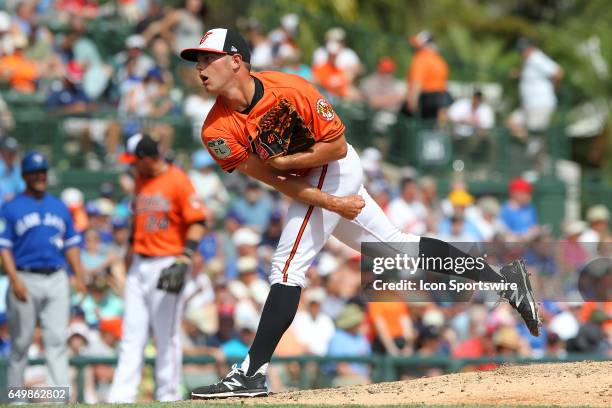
[498,259,541,336]
[191,364,268,399]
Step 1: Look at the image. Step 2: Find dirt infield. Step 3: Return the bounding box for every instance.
[239,361,611,406]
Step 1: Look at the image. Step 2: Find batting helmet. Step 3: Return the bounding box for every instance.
[21,151,49,173]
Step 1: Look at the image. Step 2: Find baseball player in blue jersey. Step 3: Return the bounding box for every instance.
[0,151,86,392]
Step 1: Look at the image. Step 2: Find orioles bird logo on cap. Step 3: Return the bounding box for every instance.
[199,31,212,45]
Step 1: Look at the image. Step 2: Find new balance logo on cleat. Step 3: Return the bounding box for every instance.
[499,259,541,336]
[191,364,269,399]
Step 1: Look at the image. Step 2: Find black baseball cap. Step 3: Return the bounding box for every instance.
[180,28,251,63]
[118,133,159,164]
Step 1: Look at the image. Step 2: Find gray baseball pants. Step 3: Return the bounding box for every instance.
[7,271,70,388]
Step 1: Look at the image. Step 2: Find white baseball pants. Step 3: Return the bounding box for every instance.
[108,255,184,402]
[269,144,420,288]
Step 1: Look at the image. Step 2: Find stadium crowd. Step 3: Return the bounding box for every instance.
[0,0,609,403]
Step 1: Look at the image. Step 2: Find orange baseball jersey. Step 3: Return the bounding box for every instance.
[131,165,206,256]
[201,71,346,173]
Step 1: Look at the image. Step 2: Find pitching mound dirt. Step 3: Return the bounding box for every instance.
[225,361,611,406]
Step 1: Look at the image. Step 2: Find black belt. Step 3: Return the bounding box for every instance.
[18,267,61,275]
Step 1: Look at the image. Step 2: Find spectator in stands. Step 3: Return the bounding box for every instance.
[14,1,36,38]
[447,90,494,161]
[64,17,113,101]
[245,19,274,71]
[46,60,90,113]
[500,177,540,242]
[558,220,589,274]
[278,46,312,82]
[79,275,124,327]
[0,33,38,93]
[268,13,300,64]
[437,189,482,241]
[387,175,428,235]
[404,30,451,121]
[0,11,15,57]
[293,288,335,356]
[189,149,229,219]
[327,304,371,386]
[157,0,207,56]
[368,299,415,356]
[313,27,362,84]
[56,0,100,21]
[579,205,610,256]
[112,34,155,90]
[360,57,406,113]
[230,181,273,232]
[80,229,117,285]
[184,77,216,141]
[506,38,564,142]
[312,40,360,101]
[471,197,505,242]
[0,93,15,132]
[0,136,25,205]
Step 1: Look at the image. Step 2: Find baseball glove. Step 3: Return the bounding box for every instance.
[157,258,189,294]
[254,98,316,161]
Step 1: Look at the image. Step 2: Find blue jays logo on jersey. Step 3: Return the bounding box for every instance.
[15,212,66,236]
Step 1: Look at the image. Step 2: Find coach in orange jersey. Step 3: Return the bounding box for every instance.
[183,28,540,399]
[108,134,207,402]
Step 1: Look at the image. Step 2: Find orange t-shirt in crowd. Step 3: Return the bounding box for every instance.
[132,165,206,256]
[312,62,349,98]
[407,48,449,93]
[0,53,38,93]
[201,71,345,174]
[367,301,410,339]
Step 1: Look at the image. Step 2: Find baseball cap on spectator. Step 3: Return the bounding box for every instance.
[335,304,364,330]
[233,227,261,247]
[305,287,326,304]
[317,252,338,277]
[145,67,164,83]
[377,57,396,74]
[586,205,610,223]
[65,60,84,84]
[325,27,346,42]
[563,220,586,237]
[0,11,11,32]
[111,217,129,229]
[99,181,114,198]
[226,208,245,225]
[517,37,535,51]
[361,147,382,174]
[126,34,146,49]
[99,318,123,339]
[0,136,18,152]
[118,133,159,164]
[422,308,445,328]
[237,256,258,274]
[180,28,251,63]
[68,322,91,344]
[410,30,433,48]
[280,14,299,34]
[448,189,475,206]
[509,177,532,194]
[95,198,114,216]
[250,280,270,305]
[192,149,216,169]
[269,210,283,223]
[478,196,501,216]
[85,201,101,216]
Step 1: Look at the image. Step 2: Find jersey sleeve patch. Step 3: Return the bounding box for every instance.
[207,138,232,159]
[316,98,335,121]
